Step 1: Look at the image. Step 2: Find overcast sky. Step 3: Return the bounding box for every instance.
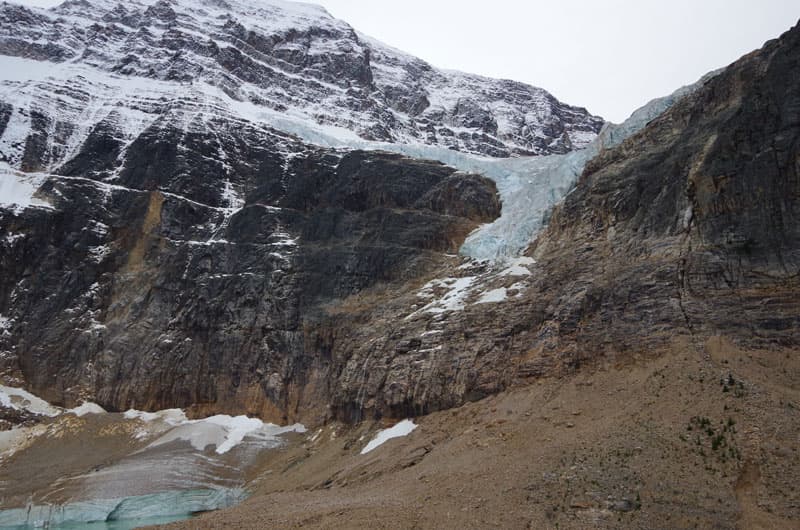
[16,0,800,122]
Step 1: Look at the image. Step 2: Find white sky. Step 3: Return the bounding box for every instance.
[15,0,800,122]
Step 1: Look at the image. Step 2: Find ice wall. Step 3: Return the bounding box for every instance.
[0,488,246,529]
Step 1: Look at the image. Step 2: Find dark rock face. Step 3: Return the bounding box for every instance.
[0,405,45,431]
[0,112,499,422]
[530,22,800,358]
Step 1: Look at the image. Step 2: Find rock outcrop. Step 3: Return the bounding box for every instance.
[528,20,800,358]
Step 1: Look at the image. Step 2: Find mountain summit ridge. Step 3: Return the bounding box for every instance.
[0,0,603,166]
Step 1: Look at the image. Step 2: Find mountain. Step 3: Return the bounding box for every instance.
[0,0,620,420]
[0,0,603,420]
[0,0,793,425]
[0,0,603,164]
[0,0,795,425]
[156,19,800,529]
[1,0,799,527]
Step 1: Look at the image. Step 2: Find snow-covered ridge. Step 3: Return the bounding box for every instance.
[0,0,603,169]
[0,0,712,267]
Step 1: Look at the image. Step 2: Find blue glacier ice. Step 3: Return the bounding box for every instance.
[0,488,246,529]
[248,72,719,263]
[458,71,721,261]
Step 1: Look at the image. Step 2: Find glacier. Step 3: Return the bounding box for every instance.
[430,72,721,261]
[0,488,246,529]
[0,56,707,263]
[0,385,305,530]
[0,0,720,267]
[0,0,712,264]
[228,74,717,262]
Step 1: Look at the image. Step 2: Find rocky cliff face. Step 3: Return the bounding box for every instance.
[0,0,601,422]
[0,0,797,427]
[0,113,499,420]
[314,21,800,422]
[528,21,800,358]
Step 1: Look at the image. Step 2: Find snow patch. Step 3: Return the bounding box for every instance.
[68,402,107,417]
[361,419,417,454]
[88,244,112,263]
[124,408,189,425]
[476,288,508,304]
[0,163,50,212]
[148,415,306,455]
[0,385,61,417]
[3,233,25,245]
[221,180,244,211]
[508,282,529,298]
[208,416,264,454]
[0,384,304,457]
[415,277,476,315]
[499,257,536,277]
